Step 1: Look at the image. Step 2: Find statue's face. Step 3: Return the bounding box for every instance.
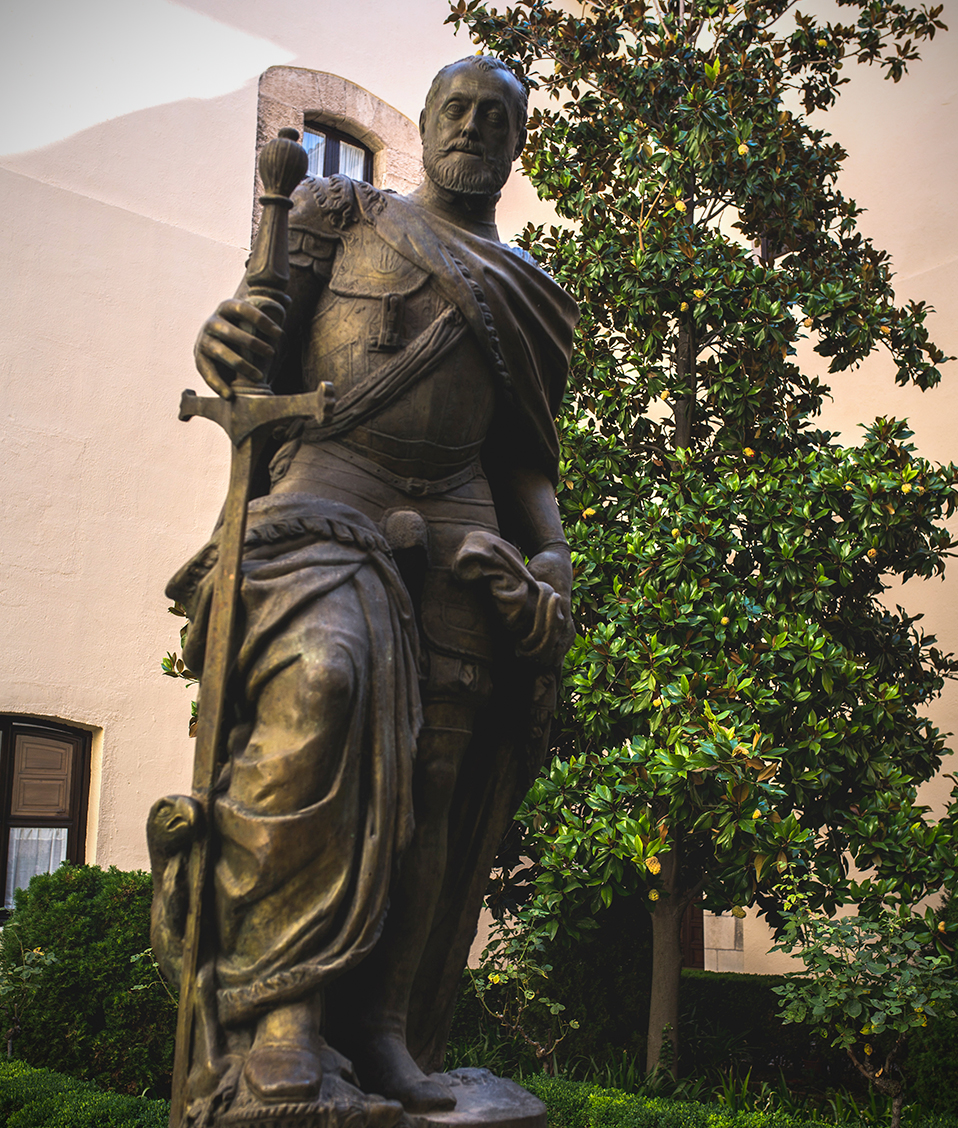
[421,63,523,197]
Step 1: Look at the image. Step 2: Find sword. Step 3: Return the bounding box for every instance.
[168,129,334,1128]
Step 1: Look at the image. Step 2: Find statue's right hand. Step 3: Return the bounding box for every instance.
[193,299,284,399]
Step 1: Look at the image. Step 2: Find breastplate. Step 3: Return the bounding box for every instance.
[301,228,497,480]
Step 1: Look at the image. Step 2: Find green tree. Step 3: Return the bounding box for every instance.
[448,0,958,1074]
[772,890,958,1128]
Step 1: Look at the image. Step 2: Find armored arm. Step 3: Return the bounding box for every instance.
[194,172,338,398]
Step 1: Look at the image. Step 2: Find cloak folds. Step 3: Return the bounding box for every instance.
[168,495,421,1025]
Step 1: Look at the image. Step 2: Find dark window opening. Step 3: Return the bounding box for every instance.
[0,717,91,916]
[303,124,373,182]
[681,901,705,969]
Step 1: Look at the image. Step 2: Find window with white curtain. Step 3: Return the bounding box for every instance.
[0,719,90,913]
[302,125,373,182]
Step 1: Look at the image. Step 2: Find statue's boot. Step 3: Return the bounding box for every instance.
[350,1020,454,1112]
[244,1001,323,1103]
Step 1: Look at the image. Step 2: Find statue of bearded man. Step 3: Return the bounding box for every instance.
[150,55,578,1128]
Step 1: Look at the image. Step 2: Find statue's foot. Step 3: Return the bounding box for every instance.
[243,1001,323,1104]
[244,1044,322,1102]
[354,1031,455,1113]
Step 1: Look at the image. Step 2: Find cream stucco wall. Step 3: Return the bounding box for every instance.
[0,0,956,954]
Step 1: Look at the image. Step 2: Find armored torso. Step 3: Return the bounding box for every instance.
[303,216,496,483]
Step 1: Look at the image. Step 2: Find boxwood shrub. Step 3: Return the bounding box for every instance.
[0,864,176,1097]
[0,1060,168,1127]
[522,1074,958,1128]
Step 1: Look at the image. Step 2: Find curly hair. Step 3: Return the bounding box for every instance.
[423,55,529,134]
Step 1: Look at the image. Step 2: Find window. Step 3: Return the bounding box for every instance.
[0,717,91,912]
[681,901,705,969]
[303,124,373,182]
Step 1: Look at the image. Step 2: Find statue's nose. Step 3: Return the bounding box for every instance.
[460,108,481,137]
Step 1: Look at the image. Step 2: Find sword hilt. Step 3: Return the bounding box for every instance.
[235,127,310,395]
[177,382,335,445]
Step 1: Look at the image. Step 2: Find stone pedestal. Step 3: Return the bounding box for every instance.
[404,1069,547,1128]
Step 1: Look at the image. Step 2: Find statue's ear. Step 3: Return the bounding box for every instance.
[514,127,527,160]
[419,109,427,138]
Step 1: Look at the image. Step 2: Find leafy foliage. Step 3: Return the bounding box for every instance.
[0,939,57,1059]
[521,1072,958,1128]
[449,0,957,1071]
[772,890,958,1126]
[162,601,197,736]
[0,1060,168,1128]
[0,865,176,1097]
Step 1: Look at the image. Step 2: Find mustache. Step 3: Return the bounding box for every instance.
[441,141,486,157]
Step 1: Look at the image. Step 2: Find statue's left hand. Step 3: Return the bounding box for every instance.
[527,547,576,665]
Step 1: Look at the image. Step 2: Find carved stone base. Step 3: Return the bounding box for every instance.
[204,1055,405,1128]
[218,1093,404,1128]
[218,1099,400,1128]
[402,1069,546,1128]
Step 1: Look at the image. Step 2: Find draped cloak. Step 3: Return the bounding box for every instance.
[168,175,578,1063]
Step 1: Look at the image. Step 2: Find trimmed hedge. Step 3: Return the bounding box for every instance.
[0,1060,168,1127]
[678,970,852,1088]
[522,1074,958,1128]
[0,864,176,1097]
[449,944,851,1087]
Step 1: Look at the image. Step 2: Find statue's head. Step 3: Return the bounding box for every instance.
[420,56,528,197]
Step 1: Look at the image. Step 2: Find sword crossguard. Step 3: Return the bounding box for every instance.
[178,383,335,446]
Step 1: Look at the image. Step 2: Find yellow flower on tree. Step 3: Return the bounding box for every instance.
[646,856,662,875]
[743,447,755,458]
[582,507,596,518]
[693,288,706,300]
[731,906,746,919]
[737,143,748,156]
[648,889,660,901]
[680,301,689,312]
[675,199,687,213]
[721,616,730,625]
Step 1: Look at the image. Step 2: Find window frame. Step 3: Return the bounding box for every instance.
[0,716,91,917]
[303,122,374,182]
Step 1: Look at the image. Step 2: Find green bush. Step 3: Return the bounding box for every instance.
[522,1074,958,1128]
[0,864,176,1097]
[0,1060,168,1127]
[679,970,851,1087]
[899,893,958,1116]
[448,932,850,1087]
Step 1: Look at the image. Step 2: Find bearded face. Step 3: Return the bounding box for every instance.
[420,63,524,199]
[421,139,513,197]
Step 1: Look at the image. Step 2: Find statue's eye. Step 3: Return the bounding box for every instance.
[444,100,466,117]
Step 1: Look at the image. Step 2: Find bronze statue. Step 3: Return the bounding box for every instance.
[150,56,578,1128]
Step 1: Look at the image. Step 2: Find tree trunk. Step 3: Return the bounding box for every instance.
[672,320,696,450]
[645,848,698,1077]
[846,1042,904,1128]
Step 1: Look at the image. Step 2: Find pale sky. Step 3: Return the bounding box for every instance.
[0,0,293,155]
